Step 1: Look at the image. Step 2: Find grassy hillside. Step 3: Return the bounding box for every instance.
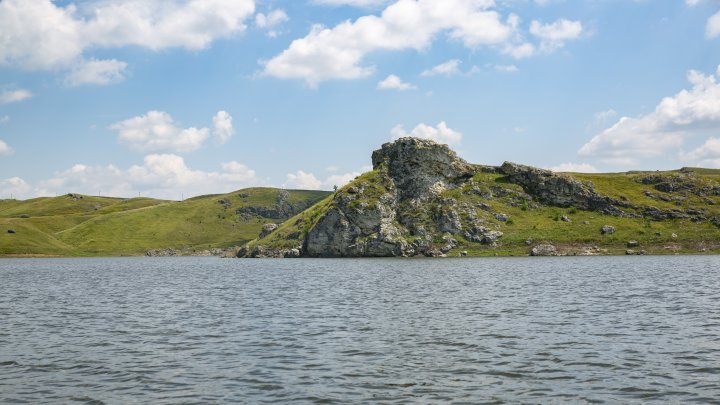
[0,188,329,256]
[247,166,720,257]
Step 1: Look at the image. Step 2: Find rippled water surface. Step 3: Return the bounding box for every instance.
[1,256,719,404]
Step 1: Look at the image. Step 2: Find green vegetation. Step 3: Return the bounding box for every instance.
[248,167,720,257]
[0,188,329,256]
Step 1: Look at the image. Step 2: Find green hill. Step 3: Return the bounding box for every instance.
[0,188,330,256]
[241,138,720,257]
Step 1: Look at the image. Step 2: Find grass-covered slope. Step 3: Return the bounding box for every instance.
[0,188,329,256]
[246,161,720,257]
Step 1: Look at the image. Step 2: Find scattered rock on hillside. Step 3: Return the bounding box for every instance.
[236,189,314,219]
[259,223,278,238]
[627,240,639,248]
[7,229,16,234]
[531,244,557,256]
[601,225,616,234]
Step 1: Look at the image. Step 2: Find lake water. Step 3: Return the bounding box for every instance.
[1,256,719,404]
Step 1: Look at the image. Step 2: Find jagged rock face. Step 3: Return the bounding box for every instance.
[371,137,476,200]
[236,190,312,219]
[500,162,627,215]
[304,178,410,257]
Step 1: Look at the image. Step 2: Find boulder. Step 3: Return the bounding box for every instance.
[531,244,557,256]
[601,225,616,234]
[627,240,639,248]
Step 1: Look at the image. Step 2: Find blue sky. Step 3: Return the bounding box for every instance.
[1,0,720,199]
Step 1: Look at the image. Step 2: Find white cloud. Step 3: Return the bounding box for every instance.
[256,9,288,37]
[707,10,720,39]
[0,89,32,105]
[312,0,390,6]
[421,59,462,77]
[503,42,536,59]
[548,162,598,173]
[391,121,462,145]
[579,67,720,166]
[377,74,416,90]
[0,139,14,155]
[32,154,258,200]
[262,0,518,86]
[529,18,583,52]
[256,9,288,28]
[0,177,30,199]
[323,172,361,189]
[682,137,720,167]
[0,0,255,71]
[0,116,9,124]
[284,170,322,190]
[212,110,235,144]
[64,58,128,86]
[284,169,361,190]
[494,64,519,73]
[686,0,701,6]
[0,0,83,70]
[111,111,210,153]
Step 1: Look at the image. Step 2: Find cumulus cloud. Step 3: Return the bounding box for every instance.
[312,0,390,6]
[503,42,535,59]
[529,18,583,52]
[212,111,235,143]
[256,9,288,37]
[0,139,14,155]
[284,169,361,190]
[579,67,720,166]
[377,74,416,90]
[256,9,288,27]
[0,116,9,124]
[64,58,127,86]
[30,154,258,200]
[547,162,598,173]
[681,137,720,167]
[111,111,210,153]
[0,89,32,105]
[284,170,322,190]
[391,121,462,145]
[262,0,519,86]
[0,0,255,74]
[421,59,462,77]
[707,10,720,39]
[0,177,30,199]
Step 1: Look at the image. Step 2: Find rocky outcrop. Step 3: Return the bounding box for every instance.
[259,223,278,238]
[499,162,628,215]
[371,137,476,200]
[236,189,314,219]
[238,137,720,259]
[304,177,411,257]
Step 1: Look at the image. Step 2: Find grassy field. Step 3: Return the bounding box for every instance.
[0,188,329,256]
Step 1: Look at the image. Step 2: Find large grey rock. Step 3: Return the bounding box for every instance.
[500,162,628,215]
[531,244,557,256]
[371,137,476,200]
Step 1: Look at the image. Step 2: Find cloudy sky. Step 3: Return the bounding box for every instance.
[1,0,720,200]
